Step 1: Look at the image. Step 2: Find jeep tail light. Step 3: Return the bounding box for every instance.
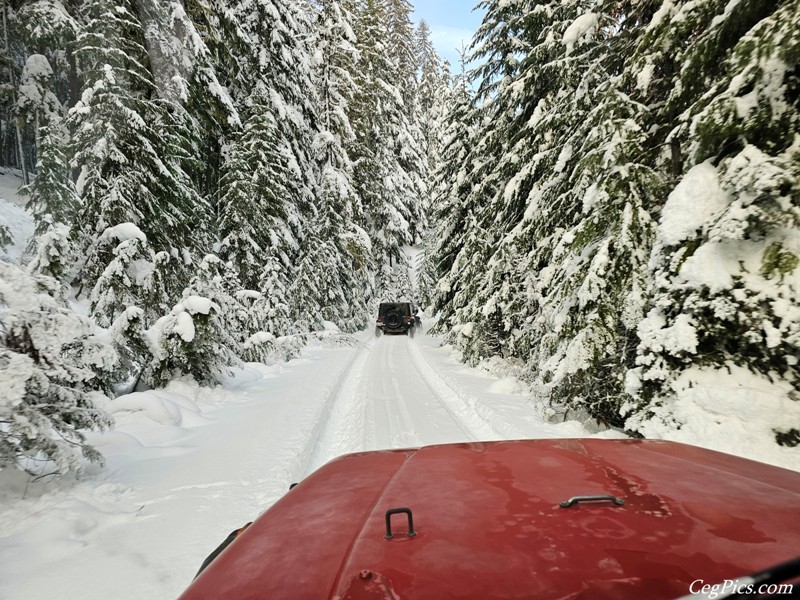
[377,316,383,323]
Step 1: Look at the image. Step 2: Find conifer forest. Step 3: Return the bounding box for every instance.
[1,0,799,475]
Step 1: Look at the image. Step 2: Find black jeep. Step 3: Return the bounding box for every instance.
[375,302,415,336]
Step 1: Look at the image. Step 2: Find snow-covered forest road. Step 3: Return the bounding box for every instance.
[0,326,619,600]
[3,0,800,596]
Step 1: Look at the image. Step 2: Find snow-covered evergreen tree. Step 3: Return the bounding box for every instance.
[9,1,78,91]
[434,0,665,425]
[88,224,155,328]
[307,0,372,331]
[416,54,452,309]
[102,305,150,394]
[21,120,78,236]
[430,61,481,335]
[415,20,440,120]
[16,54,62,142]
[69,0,208,298]
[147,251,187,324]
[386,0,417,108]
[211,0,324,337]
[349,0,424,295]
[154,0,240,207]
[430,0,800,439]
[142,253,242,386]
[625,0,800,444]
[385,0,428,245]
[429,0,535,351]
[16,53,77,238]
[217,85,298,292]
[181,254,246,356]
[378,259,416,303]
[5,0,81,185]
[256,256,294,337]
[229,0,318,234]
[0,262,115,473]
[26,224,76,289]
[146,294,238,388]
[506,1,665,424]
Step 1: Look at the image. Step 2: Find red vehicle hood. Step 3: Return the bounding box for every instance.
[179,438,800,599]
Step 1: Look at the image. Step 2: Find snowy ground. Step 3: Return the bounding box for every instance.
[0,328,624,600]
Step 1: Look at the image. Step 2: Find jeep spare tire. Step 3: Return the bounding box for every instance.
[384,311,402,328]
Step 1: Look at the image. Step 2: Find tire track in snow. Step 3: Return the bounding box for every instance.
[400,338,478,442]
[364,334,484,449]
[367,335,433,448]
[298,329,511,482]
[299,337,373,478]
[405,337,505,441]
[247,343,364,490]
[383,338,426,447]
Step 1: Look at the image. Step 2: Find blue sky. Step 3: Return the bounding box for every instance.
[411,1,486,73]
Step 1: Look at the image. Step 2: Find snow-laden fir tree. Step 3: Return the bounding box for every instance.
[15,54,62,144]
[430,0,800,439]
[146,294,237,388]
[151,0,240,203]
[215,0,323,331]
[307,0,373,331]
[20,118,78,237]
[87,224,155,328]
[433,0,667,425]
[26,224,75,286]
[415,25,449,176]
[143,255,241,387]
[625,0,800,445]
[349,0,422,295]
[237,289,285,364]
[431,0,546,349]
[430,61,479,323]
[500,1,665,424]
[228,0,318,231]
[147,251,188,323]
[385,0,429,245]
[80,224,165,389]
[429,1,523,347]
[69,0,209,298]
[386,0,417,109]
[257,256,294,337]
[243,255,297,360]
[0,262,115,473]
[415,56,453,309]
[378,259,416,303]
[7,0,78,99]
[217,84,298,292]
[415,20,440,122]
[5,0,79,179]
[13,54,78,296]
[181,253,246,358]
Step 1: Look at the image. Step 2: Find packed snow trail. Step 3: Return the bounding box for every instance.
[304,333,483,477]
[0,326,622,600]
[365,334,479,448]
